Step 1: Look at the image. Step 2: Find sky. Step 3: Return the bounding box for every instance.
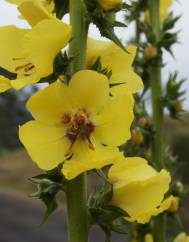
[0,0,188,109]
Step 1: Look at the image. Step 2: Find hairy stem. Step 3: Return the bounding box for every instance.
[66,1,88,242]
[148,0,166,241]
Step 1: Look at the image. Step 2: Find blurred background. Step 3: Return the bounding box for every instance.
[0,0,188,242]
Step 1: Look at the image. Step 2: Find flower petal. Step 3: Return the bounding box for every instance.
[0,25,28,73]
[94,92,134,146]
[110,71,143,95]
[18,0,53,27]
[87,39,143,93]
[108,158,171,224]
[0,76,12,93]
[22,19,72,78]
[11,74,40,90]
[27,81,72,124]
[69,70,109,113]
[62,138,121,180]
[108,157,156,186]
[19,120,69,170]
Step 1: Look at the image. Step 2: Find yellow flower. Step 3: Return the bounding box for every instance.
[97,0,122,11]
[108,157,173,224]
[174,233,189,242]
[144,0,172,24]
[0,19,71,93]
[87,38,143,95]
[144,234,154,242]
[19,70,134,180]
[6,0,54,26]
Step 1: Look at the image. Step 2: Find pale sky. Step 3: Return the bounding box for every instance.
[0,0,188,109]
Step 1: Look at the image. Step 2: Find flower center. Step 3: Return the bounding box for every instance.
[62,110,95,157]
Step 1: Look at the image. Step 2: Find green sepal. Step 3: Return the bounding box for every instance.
[39,51,74,85]
[88,175,128,242]
[84,0,127,51]
[54,0,69,19]
[90,57,112,79]
[30,165,66,223]
[163,72,186,119]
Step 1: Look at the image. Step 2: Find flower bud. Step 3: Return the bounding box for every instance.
[144,234,154,242]
[174,101,183,113]
[168,196,180,212]
[144,47,158,60]
[97,0,122,11]
[131,129,144,145]
[175,181,184,195]
[138,117,148,128]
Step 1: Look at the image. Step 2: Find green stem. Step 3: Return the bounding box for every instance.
[69,0,88,73]
[148,0,166,241]
[148,0,164,170]
[66,175,88,242]
[66,1,88,242]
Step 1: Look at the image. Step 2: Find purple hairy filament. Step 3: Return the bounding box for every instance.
[12,58,35,75]
[63,111,95,157]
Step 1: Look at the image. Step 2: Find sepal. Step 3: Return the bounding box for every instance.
[30,165,66,223]
[88,171,128,242]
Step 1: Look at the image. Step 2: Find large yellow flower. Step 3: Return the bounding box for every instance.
[87,38,143,95]
[19,70,134,180]
[108,157,173,224]
[97,0,122,11]
[174,233,189,242]
[0,19,71,92]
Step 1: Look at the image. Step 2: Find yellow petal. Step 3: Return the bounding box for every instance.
[160,0,172,22]
[174,233,189,242]
[0,26,28,73]
[110,71,143,96]
[69,70,109,113]
[11,75,40,90]
[62,138,121,180]
[22,19,72,78]
[27,81,72,125]
[108,157,171,224]
[19,120,69,170]
[87,39,143,93]
[94,92,134,146]
[0,76,12,93]
[6,0,25,4]
[97,0,122,11]
[108,157,156,185]
[18,0,53,27]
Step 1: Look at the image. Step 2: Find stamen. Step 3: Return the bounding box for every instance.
[65,139,76,158]
[15,63,33,72]
[86,137,95,150]
[12,57,26,61]
[24,64,34,72]
[62,114,72,124]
